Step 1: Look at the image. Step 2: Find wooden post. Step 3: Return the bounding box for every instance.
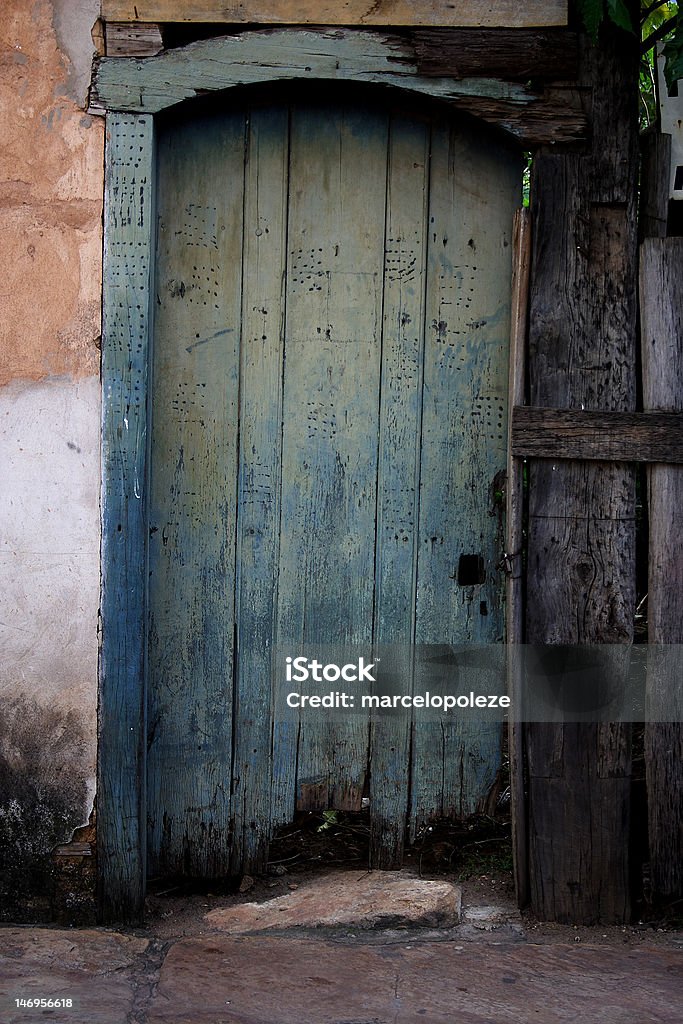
[524,14,639,924]
[641,237,683,902]
[507,208,531,909]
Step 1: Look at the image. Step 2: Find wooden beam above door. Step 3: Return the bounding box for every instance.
[91,29,586,147]
[101,0,567,28]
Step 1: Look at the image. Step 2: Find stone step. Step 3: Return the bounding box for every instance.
[205,870,462,933]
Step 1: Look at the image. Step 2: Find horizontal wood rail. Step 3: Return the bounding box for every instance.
[511,406,683,463]
[100,0,568,28]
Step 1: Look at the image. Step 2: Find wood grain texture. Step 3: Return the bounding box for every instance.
[507,208,530,910]
[411,28,578,80]
[98,112,154,924]
[524,15,639,924]
[641,240,683,413]
[639,133,672,243]
[273,104,387,818]
[91,30,586,147]
[105,21,163,56]
[582,24,640,207]
[641,237,683,900]
[409,116,519,833]
[512,407,683,463]
[230,107,288,874]
[369,116,429,868]
[135,93,520,883]
[101,0,568,28]
[147,109,244,878]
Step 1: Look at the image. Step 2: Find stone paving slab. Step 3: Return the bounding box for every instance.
[148,935,683,1024]
[205,870,462,933]
[1,921,681,1024]
[0,927,149,1024]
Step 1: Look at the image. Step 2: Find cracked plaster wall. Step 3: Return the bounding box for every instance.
[0,0,103,919]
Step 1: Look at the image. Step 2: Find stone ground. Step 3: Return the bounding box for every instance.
[1,868,682,1024]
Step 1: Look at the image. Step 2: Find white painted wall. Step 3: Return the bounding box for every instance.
[0,377,100,762]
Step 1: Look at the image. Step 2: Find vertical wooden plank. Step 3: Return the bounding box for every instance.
[638,133,672,243]
[525,164,636,925]
[641,237,683,901]
[147,109,245,877]
[98,112,154,923]
[370,114,430,868]
[230,106,289,874]
[507,207,531,908]
[525,18,639,924]
[272,103,387,821]
[410,117,519,832]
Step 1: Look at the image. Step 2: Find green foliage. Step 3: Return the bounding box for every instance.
[662,19,683,88]
[576,0,605,39]
[640,57,658,127]
[607,0,636,32]
[576,2,680,128]
[522,153,532,209]
[641,2,681,92]
[641,3,679,126]
[641,0,678,41]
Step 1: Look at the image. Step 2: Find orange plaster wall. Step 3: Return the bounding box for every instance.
[0,0,104,387]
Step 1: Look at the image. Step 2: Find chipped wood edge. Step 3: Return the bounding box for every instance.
[91,28,532,112]
[89,28,586,148]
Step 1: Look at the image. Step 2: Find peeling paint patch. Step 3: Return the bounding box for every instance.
[51,0,100,107]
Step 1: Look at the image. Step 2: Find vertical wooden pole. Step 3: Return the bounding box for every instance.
[507,207,531,909]
[524,15,639,923]
[641,237,683,902]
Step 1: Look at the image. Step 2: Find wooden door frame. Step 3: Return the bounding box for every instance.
[96,28,530,924]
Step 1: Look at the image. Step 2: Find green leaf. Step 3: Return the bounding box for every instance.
[641,3,678,42]
[607,0,636,31]
[577,0,605,39]
[663,17,683,89]
[317,809,340,832]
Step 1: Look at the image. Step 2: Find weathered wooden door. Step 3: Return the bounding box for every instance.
[147,90,519,878]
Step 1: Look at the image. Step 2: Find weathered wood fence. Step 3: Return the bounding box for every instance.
[506,18,683,923]
[518,18,638,926]
[510,231,683,922]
